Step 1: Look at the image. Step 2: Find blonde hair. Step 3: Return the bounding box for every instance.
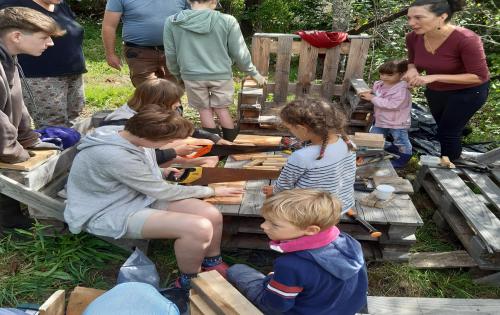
[128,79,183,112]
[0,7,65,37]
[261,189,342,229]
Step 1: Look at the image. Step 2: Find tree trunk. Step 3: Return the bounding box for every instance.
[331,0,352,32]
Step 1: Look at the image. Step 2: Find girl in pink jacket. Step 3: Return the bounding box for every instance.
[360,60,412,167]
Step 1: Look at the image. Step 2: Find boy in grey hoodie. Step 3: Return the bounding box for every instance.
[64,107,243,303]
[163,0,265,141]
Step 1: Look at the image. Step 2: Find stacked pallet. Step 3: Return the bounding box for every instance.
[415,150,500,275]
[211,135,423,262]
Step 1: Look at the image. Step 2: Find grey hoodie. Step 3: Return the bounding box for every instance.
[64,126,214,239]
[163,9,258,81]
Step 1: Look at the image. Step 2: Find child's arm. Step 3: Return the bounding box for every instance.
[257,259,303,313]
[272,154,307,194]
[226,16,259,78]
[163,20,181,80]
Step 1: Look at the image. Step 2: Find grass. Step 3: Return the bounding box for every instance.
[1,18,500,306]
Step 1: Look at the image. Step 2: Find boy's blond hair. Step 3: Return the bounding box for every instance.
[261,189,342,229]
[0,7,65,37]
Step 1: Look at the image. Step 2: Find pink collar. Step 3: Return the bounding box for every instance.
[269,226,340,253]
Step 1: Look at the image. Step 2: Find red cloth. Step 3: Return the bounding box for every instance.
[406,27,490,91]
[295,31,348,48]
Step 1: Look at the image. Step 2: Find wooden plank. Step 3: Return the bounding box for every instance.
[39,290,65,315]
[373,176,414,194]
[383,194,423,226]
[273,36,293,104]
[409,251,478,269]
[354,194,388,224]
[204,182,246,205]
[429,168,500,252]
[321,46,342,99]
[0,173,65,220]
[296,41,319,97]
[190,293,217,315]
[266,82,344,98]
[356,159,398,179]
[191,270,263,315]
[233,134,282,146]
[475,147,500,165]
[0,150,57,171]
[462,169,500,211]
[343,37,371,83]
[29,172,68,219]
[474,271,500,287]
[66,286,106,315]
[366,296,500,314]
[251,37,271,76]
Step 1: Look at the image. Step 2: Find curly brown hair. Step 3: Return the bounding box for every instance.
[280,98,354,160]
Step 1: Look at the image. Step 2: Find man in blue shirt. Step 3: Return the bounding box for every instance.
[102,0,188,87]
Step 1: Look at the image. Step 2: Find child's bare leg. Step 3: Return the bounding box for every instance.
[140,210,213,273]
[199,108,217,128]
[166,199,223,258]
[214,107,234,129]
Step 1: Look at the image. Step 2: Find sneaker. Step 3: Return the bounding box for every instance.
[201,262,229,279]
[160,286,190,315]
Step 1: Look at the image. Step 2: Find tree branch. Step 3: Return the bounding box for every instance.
[347,7,409,35]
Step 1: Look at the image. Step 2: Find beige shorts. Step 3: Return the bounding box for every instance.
[184,79,234,110]
[124,199,171,239]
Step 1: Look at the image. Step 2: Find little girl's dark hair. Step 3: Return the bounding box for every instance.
[378,60,409,75]
[280,98,354,160]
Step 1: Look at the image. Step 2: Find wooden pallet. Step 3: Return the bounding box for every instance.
[238,33,372,135]
[415,165,500,270]
[214,142,423,262]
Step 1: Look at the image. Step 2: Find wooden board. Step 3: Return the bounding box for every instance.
[273,36,293,104]
[39,290,65,315]
[0,149,57,171]
[233,134,282,146]
[321,45,341,99]
[66,286,106,315]
[429,168,500,253]
[409,251,477,269]
[191,270,263,315]
[365,296,500,315]
[204,182,246,205]
[462,169,500,211]
[351,132,385,148]
[373,176,414,194]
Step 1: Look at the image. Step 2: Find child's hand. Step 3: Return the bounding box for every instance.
[262,185,274,197]
[359,92,374,101]
[163,167,183,179]
[214,186,244,196]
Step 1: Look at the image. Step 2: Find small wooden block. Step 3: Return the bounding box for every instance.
[234,134,282,146]
[373,176,414,194]
[39,290,65,315]
[0,149,57,171]
[66,286,106,315]
[351,132,385,149]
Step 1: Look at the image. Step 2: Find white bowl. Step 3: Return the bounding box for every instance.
[375,184,395,200]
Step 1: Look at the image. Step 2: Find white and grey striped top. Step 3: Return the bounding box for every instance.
[273,138,356,213]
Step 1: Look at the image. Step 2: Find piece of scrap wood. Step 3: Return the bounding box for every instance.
[409,251,477,269]
[0,149,57,171]
[66,286,106,315]
[204,182,245,205]
[234,134,282,146]
[39,290,65,315]
[243,159,266,168]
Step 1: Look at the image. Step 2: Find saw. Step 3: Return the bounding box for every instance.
[165,167,281,185]
[186,144,287,159]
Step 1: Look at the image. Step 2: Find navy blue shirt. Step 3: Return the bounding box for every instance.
[0,0,86,77]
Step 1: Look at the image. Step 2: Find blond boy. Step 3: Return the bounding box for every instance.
[227,189,368,315]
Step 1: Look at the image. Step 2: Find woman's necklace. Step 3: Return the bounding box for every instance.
[424,27,454,55]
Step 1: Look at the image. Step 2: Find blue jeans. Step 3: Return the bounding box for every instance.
[370,126,412,155]
[227,264,282,315]
[83,282,179,315]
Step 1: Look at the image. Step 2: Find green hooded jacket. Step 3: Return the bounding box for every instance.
[163,9,258,81]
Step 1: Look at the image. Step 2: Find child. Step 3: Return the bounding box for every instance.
[163,0,266,141]
[227,189,368,315]
[360,59,412,168]
[0,7,64,229]
[101,78,231,167]
[263,98,356,214]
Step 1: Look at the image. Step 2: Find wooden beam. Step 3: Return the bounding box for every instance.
[409,251,478,269]
[39,290,65,315]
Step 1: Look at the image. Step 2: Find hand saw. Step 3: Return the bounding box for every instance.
[186,144,286,159]
[165,167,281,185]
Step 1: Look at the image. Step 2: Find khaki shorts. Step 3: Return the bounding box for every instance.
[184,79,234,110]
[123,199,171,239]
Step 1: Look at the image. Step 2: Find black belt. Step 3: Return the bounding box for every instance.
[124,42,164,51]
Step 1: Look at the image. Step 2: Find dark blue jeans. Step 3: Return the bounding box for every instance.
[424,81,490,160]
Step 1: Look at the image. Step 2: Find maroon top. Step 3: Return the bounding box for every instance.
[406,27,489,91]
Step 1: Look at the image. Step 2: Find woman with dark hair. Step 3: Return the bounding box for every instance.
[403,0,490,161]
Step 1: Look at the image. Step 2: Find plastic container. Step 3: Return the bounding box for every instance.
[375,184,395,200]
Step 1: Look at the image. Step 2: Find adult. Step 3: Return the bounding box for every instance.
[0,7,64,228]
[102,0,188,87]
[64,107,241,298]
[0,0,87,128]
[404,0,490,161]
